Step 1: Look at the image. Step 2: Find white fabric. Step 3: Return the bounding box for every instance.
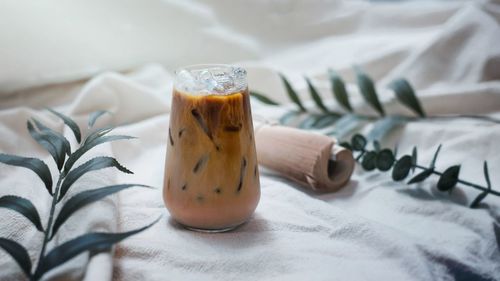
[1,0,500,280]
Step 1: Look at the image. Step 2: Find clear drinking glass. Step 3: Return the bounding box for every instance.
[163,64,260,232]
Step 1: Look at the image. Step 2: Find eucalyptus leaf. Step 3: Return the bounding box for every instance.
[279,111,301,126]
[339,142,352,151]
[483,161,491,189]
[34,216,161,280]
[0,154,52,195]
[411,147,417,173]
[354,67,385,116]
[367,116,406,142]
[306,77,329,113]
[329,69,352,112]
[470,162,491,208]
[392,155,412,181]
[279,74,306,112]
[0,195,44,231]
[437,165,460,191]
[430,144,442,169]
[376,149,394,171]
[408,169,434,184]
[298,115,320,129]
[64,135,135,174]
[0,238,32,278]
[351,134,367,151]
[88,111,110,128]
[249,91,280,106]
[373,140,381,152]
[311,114,339,129]
[328,114,364,139]
[361,151,377,171]
[389,78,426,117]
[51,184,150,239]
[59,157,133,201]
[47,109,82,143]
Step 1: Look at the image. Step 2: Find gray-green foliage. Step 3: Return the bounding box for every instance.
[340,134,497,207]
[0,109,158,280]
[249,69,498,207]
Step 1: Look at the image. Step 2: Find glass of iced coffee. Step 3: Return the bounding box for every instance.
[163,64,260,232]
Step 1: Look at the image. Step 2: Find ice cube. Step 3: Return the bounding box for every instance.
[198,70,221,92]
[176,69,196,91]
[232,67,246,78]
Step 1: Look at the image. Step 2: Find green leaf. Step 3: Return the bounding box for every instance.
[0,238,32,278]
[367,116,406,142]
[279,111,301,126]
[84,126,115,145]
[47,109,82,143]
[279,74,306,112]
[354,67,385,116]
[339,142,352,151]
[329,69,352,112]
[34,216,161,280]
[27,120,68,170]
[249,91,280,106]
[430,144,442,169]
[351,134,367,151]
[483,161,491,189]
[311,114,339,129]
[389,78,426,117]
[392,155,412,181]
[305,77,329,113]
[437,165,461,191]
[411,147,417,173]
[88,111,110,128]
[299,115,320,129]
[361,151,377,171]
[59,157,133,201]
[408,169,433,184]
[327,114,364,139]
[376,149,395,171]
[0,196,44,231]
[64,135,135,174]
[393,144,399,158]
[373,140,381,152]
[470,161,491,208]
[32,118,71,156]
[51,184,150,239]
[0,154,52,195]
[27,120,63,170]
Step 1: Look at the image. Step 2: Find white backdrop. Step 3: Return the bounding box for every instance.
[0,0,500,280]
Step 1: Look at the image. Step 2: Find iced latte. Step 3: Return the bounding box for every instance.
[163,65,260,231]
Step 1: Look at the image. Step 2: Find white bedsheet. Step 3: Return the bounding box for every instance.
[1,0,500,280]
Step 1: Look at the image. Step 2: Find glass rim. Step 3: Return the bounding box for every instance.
[174,64,239,75]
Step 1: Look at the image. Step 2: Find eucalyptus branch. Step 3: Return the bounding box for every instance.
[340,134,497,207]
[250,67,498,208]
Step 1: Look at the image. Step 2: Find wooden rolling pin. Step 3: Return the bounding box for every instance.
[255,125,354,192]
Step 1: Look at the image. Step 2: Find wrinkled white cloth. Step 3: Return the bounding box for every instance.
[1,0,500,281]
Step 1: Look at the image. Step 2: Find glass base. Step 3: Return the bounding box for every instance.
[179,221,246,233]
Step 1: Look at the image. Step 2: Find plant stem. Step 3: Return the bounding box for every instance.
[35,172,64,276]
[354,149,499,197]
[413,164,499,196]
